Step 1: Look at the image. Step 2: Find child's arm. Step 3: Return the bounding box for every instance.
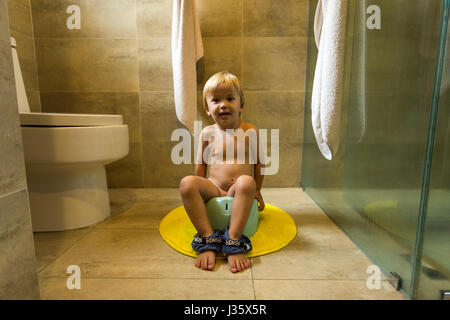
[194,128,208,178]
[251,124,265,211]
[254,154,265,211]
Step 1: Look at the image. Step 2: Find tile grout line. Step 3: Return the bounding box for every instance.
[36,226,97,275]
[250,259,257,300]
[37,275,395,283]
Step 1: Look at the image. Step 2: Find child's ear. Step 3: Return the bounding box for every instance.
[205,105,211,116]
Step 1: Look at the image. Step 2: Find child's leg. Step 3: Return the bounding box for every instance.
[179,175,223,237]
[227,175,256,240]
[179,175,222,270]
[225,175,256,272]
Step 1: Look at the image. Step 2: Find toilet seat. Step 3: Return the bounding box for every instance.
[20,112,128,165]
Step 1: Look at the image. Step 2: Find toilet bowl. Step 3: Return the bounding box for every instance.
[11,37,129,231]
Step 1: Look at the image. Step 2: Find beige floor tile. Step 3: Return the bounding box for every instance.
[39,228,251,280]
[39,277,254,300]
[33,228,93,272]
[261,188,316,206]
[108,188,182,205]
[254,280,406,300]
[33,188,409,300]
[94,202,175,229]
[251,243,382,280]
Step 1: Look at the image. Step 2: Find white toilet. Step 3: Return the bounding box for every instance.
[11,37,129,232]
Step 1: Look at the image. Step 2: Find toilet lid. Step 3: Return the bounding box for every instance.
[20,112,123,126]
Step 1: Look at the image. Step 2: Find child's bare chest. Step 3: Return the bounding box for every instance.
[208,133,256,163]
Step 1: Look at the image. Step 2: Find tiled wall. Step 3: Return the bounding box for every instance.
[6,0,40,111]
[0,0,40,299]
[29,0,308,188]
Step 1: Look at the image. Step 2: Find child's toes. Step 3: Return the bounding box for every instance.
[229,259,237,272]
[201,258,209,270]
[207,257,215,270]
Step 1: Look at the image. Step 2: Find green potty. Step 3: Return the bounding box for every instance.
[205,196,259,237]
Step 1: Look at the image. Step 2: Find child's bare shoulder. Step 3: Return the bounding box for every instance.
[240,122,258,131]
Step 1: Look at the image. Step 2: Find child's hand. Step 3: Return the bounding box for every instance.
[255,190,265,211]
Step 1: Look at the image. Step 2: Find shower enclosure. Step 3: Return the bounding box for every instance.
[302,0,449,299]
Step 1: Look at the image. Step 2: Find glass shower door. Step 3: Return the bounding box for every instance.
[415,3,450,299]
[302,0,448,299]
[341,0,445,298]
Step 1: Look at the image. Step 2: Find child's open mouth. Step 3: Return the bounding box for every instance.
[219,112,231,117]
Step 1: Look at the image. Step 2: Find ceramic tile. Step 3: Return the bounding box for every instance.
[0,190,40,299]
[34,188,411,299]
[251,241,379,280]
[39,277,254,300]
[197,0,242,37]
[243,37,306,91]
[108,188,182,206]
[7,0,33,37]
[33,228,92,272]
[105,142,144,188]
[261,142,302,187]
[26,90,41,112]
[140,91,181,143]
[31,0,137,38]
[137,0,173,37]
[244,0,308,37]
[35,38,139,91]
[254,279,405,300]
[201,37,242,89]
[94,202,175,230]
[0,39,27,195]
[142,141,195,188]
[138,38,173,91]
[243,91,304,143]
[0,1,11,42]
[39,228,251,280]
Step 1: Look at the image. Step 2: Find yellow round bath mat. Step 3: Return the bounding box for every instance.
[159,204,297,259]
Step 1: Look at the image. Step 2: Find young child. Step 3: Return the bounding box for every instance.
[179,71,265,273]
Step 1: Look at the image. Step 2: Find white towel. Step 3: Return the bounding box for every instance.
[311,0,348,160]
[172,0,204,133]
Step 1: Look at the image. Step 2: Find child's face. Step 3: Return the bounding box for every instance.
[205,84,243,129]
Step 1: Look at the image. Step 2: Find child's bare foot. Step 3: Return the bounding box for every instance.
[227,253,251,273]
[194,250,216,270]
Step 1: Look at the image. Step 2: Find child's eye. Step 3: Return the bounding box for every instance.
[227,98,234,101]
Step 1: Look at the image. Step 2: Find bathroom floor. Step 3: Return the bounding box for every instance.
[34,188,406,300]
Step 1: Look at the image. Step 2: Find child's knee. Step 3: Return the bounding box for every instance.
[179,175,198,195]
[235,175,256,195]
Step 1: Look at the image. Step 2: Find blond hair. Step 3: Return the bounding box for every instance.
[202,71,244,109]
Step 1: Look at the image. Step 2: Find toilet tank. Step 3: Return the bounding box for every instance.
[10,37,31,113]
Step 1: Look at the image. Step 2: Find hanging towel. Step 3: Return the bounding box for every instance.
[172,0,204,133]
[311,0,348,160]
